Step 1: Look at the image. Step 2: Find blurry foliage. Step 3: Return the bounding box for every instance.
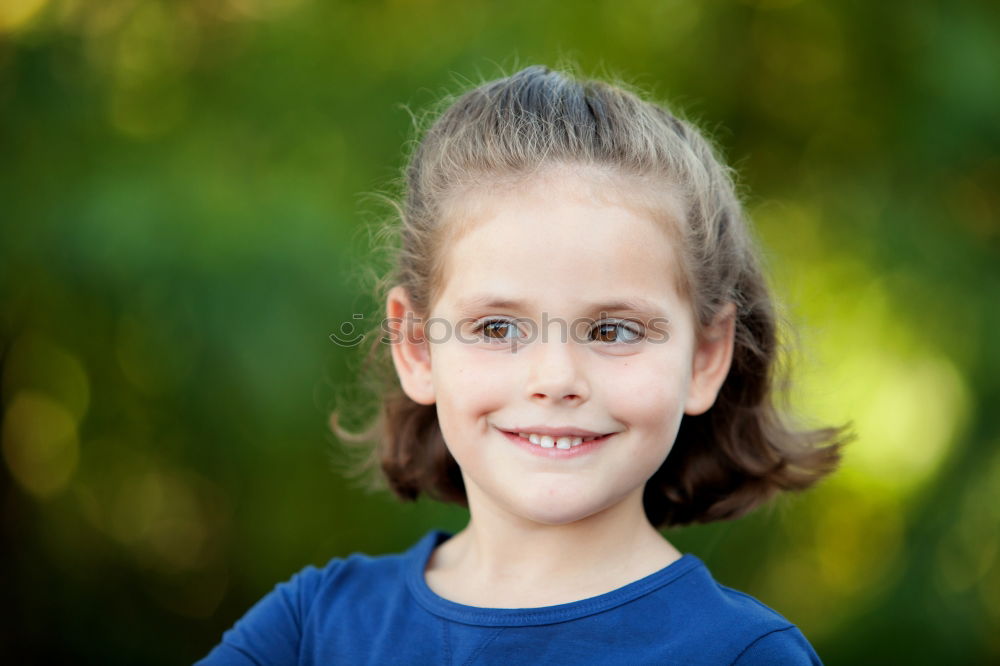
[1,0,998,663]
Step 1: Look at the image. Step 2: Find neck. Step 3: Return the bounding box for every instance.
[426,487,681,607]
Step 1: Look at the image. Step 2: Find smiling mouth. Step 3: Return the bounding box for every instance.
[500,429,614,450]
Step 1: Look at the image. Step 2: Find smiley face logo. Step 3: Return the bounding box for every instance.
[329,314,366,348]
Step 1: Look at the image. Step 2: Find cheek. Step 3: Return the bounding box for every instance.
[431,344,512,424]
[602,357,688,430]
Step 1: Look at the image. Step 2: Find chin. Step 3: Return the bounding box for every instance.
[525,512,587,527]
[506,498,608,527]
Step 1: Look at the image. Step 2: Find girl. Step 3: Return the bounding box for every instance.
[199,65,845,665]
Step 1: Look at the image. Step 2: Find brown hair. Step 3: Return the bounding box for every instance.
[333,65,848,527]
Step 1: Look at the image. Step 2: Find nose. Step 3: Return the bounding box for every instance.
[524,334,589,405]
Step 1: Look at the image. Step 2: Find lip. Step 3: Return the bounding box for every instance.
[495,427,615,458]
[501,425,610,438]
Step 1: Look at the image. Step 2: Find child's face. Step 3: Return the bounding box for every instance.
[391,167,734,528]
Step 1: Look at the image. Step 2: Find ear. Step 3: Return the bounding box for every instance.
[386,286,436,405]
[684,302,736,416]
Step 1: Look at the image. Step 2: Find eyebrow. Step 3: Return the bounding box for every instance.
[454,294,669,319]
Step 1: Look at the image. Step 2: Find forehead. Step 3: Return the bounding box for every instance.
[433,167,689,313]
[443,165,685,244]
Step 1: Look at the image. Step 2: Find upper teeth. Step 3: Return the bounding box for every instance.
[519,433,601,449]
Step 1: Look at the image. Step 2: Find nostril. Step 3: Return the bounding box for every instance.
[532,392,581,398]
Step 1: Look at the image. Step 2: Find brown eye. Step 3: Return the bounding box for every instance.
[592,321,642,344]
[478,319,518,341]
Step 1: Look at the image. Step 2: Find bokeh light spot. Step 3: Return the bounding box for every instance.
[845,354,968,493]
[2,391,80,499]
[0,0,50,33]
[1,335,90,423]
[109,466,221,573]
[764,212,973,499]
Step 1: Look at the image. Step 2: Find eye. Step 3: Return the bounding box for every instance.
[474,318,521,342]
[591,320,643,344]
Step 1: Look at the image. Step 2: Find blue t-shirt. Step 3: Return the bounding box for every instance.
[197,530,821,665]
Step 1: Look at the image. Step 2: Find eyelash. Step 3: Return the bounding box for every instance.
[473,318,644,344]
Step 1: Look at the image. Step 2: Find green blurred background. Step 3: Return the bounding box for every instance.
[1,0,998,663]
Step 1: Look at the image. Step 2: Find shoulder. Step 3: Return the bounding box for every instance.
[298,537,417,612]
[274,531,429,621]
[195,532,436,665]
[651,556,822,665]
[238,537,414,614]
